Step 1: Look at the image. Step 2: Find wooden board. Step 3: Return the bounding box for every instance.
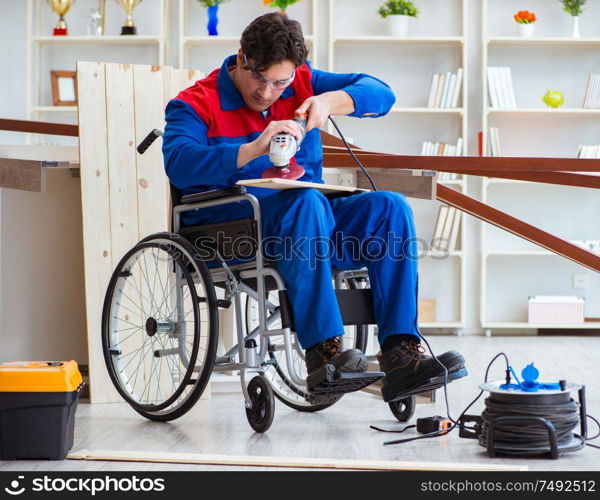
[356,168,436,200]
[0,158,46,192]
[77,62,207,403]
[77,61,118,403]
[0,145,78,165]
[68,449,527,471]
[237,178,368,194]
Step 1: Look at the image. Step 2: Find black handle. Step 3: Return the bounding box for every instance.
[137,129,163,155]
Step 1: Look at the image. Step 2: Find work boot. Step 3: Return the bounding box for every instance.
[378,339,466,401]
[305,337,368,384]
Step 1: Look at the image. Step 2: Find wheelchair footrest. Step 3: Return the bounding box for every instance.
[382,368,468,402]
[307,364,384,406]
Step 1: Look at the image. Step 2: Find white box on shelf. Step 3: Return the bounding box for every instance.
[527,296,585,325]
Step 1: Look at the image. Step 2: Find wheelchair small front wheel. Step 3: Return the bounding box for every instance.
[388,396,416,422]
[245,376,275,433]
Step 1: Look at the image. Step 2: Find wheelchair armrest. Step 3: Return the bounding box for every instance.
[180,186,247,204]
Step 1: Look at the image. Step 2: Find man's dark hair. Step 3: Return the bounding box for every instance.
[240,13,308,72]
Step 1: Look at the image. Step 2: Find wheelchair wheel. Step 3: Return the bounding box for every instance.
[102,232,218,421]
[244,276,369,413]
[388,396,416,422]
[245,376,275,433]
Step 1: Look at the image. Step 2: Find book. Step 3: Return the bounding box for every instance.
[505,67,517,108]
[431,205,449,251]
[487,67,499,108]
[439,206,456,252]
[443,73,456,108]
[448,208,462,251]
[434,73,446,108]
[440,71,452,109]
[451,68,463,108]
[427,73,440,108]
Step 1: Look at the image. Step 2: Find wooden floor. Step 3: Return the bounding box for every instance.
[2,335,599,471]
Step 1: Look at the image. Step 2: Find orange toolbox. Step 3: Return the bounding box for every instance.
[0,361,83,460]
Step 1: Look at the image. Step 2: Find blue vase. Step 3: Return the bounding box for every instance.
[207,5,219,36]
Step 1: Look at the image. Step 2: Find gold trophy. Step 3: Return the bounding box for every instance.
[115,0,143,35]
[46,0,76,36]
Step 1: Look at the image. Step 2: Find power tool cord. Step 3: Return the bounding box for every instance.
[328,116,378,192]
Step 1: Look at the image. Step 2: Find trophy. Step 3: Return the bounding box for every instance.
[46,0,76,36]
[115,0,143,35]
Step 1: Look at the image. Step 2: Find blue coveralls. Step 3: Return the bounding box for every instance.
[163,55,420,349]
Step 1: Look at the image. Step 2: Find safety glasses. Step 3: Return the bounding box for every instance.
[242,54,295,90]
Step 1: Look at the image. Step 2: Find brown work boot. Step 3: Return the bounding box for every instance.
[378,340,466,402]
[305,336,367,384]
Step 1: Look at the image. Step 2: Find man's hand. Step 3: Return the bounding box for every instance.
[295,91,356,131]
[237,119,304,168]
[295,95,332,132]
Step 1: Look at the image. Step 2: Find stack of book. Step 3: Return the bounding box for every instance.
[430,205,461,252]
[583,74,600,109]
[421,139,463,181]
[577,145,600,158]
[427,68,463,108]
[421,138,463,156]
[477,128,501,157]
[487,67,517,109]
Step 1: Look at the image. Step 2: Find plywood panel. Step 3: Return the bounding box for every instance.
[133,65,170,238]
[105,63,140,268]
[77,61,120,403]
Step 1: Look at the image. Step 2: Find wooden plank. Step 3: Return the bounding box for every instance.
[356,168,436,200]
[237,178,368,194]
[77,61,120,403]
[323,152,600,173]
[68,449,527,471]
[0,118,78,137]
[0,145,79,164]
[105,63,140,273]
[133,64,170,238]
[0,158,46,192]
[437,184,600,272]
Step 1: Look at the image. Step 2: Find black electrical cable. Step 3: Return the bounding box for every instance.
[478,397,584,456]
[381,351,510,445]
[328,116,378,192]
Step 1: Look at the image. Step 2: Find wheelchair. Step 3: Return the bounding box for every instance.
[101,131,418,432]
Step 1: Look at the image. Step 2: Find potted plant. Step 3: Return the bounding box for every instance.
[263,0,301,15]
[378,0,419,37]
[559,0,586,38]
[513,10,537,38]
[198,0,230,36]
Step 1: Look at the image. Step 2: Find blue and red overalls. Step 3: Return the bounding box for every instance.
[163,55,420,349]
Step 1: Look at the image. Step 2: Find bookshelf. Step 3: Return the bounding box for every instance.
[178,0,319,72]
[25,0,169,145]
[325,0,468,336]
[481,1,600,336]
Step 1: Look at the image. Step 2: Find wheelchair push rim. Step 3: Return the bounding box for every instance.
[102,237,215,416]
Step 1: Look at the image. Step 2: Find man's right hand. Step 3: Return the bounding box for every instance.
[237,119,304,168]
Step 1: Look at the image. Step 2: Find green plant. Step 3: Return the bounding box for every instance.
[559,0,586,16]
[197,0,229,7]
[378,0,419,18]
[264,0,301,11]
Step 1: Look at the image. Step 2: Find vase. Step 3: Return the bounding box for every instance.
[517,22,535,38]
[572,16,580,38]
[207,5,219,36]
[388,14,409,37]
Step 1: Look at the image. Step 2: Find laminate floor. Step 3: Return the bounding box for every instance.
[2,335,599,471]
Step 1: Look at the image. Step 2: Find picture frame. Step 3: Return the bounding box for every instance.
[50,70,78,106]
